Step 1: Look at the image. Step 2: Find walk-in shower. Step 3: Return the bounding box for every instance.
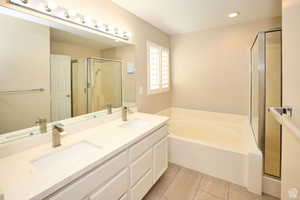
[250,29,282,178]
[71,58,122,117]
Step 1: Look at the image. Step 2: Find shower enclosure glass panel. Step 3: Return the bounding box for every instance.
[87,58,122,113]
[265,31,282,177]
[251,37,260,145]
[250,30,282,178]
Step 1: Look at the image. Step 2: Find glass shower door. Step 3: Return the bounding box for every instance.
[251,36,260,145]
[250,30,282,178]
[87,58,122,113]
[250,33,265,150]
[265,31,282,177]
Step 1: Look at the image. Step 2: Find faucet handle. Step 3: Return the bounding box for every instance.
[53,123,64,132]
[35,118,43,124]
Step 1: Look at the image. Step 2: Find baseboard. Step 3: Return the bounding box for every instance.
[263,175,281,198]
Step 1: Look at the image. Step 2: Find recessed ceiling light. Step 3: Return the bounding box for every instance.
[228,12,240,18]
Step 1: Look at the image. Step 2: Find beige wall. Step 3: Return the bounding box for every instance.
[0,13,50,134]
[281,0,300,199]
[101,45,136,103]
[171,17,281,115]
[51,0,171,113]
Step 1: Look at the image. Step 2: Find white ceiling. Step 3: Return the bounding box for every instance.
[112,0,282,34]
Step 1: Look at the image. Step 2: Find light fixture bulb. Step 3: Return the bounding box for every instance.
[20,0,28,4]
[127,32,132,37]
[83,16,92,24]
[74,17,83,24]
[114,27,119,35]
[47,1,58,10]
[67,9,77,17]
[95,20,103,28]
[124,32,132,38]
[228,12,240,18]
[103,24,110,32]
[107,25,114,33]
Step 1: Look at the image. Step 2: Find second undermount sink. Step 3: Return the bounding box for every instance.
[119,119,153,129]
[31,141,102,176]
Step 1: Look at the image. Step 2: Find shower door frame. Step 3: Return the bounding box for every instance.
[250,28,282,178]
[86,57,123,113]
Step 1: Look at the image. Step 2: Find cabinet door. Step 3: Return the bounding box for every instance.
[153,137,168,183]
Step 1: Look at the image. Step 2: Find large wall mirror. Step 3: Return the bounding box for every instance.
[0,10,136,143]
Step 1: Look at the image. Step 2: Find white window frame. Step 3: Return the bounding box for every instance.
[147,41,170,95]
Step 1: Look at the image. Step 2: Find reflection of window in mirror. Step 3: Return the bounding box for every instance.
[0,12,136,138]
[146,41,170,95]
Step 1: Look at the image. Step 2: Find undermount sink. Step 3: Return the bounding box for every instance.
[31,141,102,175]
[119,119,152,129]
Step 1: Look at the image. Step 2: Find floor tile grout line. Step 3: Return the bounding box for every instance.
[160,165,183,200]
[196,175,230,200]
[191,173,204,200]
[226,182,230,200]
[161,166,183,200]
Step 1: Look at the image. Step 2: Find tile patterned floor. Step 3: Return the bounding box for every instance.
[143,163,279,200]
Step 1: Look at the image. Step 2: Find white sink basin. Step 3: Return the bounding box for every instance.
[119,119,152,129]
[31,141,102,176]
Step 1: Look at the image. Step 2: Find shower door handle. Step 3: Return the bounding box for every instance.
[268,106,293,118]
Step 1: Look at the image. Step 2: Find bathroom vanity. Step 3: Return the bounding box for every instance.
[0,113,169,200]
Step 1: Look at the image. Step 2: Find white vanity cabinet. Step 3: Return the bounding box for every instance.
[47,150,129,200]
[44,125,168,200]
[129,125,168,200]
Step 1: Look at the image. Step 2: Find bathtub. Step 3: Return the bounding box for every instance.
[158,107,262,194]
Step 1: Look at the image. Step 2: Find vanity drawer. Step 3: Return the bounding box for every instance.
[47,150,128,200]
[130,149,153,186]
[89,168,129,200]
[130,125,167,162]
[130,170,153,200]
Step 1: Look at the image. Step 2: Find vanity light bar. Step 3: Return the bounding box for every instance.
[9,0,132,40]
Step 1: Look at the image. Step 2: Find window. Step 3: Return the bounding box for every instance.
[147,41,170,95]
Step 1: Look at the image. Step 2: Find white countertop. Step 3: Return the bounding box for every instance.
[0,112,169,200]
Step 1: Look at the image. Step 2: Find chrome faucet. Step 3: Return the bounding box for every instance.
[122,106,128,121]
[52,124,64,147]
[107,104,112,114]
[35,118,47,133]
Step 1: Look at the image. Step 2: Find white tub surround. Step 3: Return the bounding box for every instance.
[0,112,169,200]
[158,107,263,195]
